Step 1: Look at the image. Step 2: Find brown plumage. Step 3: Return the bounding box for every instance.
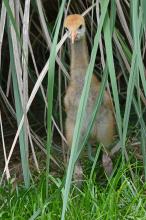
[64,14,115,184]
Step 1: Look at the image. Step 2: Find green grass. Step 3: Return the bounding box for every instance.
[1,0,146,219]
[0,161,146,220]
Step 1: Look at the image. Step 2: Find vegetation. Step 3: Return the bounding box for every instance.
[0,0,146,219]
[1,167,146,220]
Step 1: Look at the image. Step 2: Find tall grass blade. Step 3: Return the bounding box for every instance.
[0,112,10,179]
[7,19,30,188]
[142,0,146,27]
[90,145,101,180]
[103,14,122,141]
[0,2,6,70]
[22,0,31,166]
[141,128,146,181]
[46,0,66,198]
[122,1,140,147]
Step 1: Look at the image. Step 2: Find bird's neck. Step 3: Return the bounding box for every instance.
[70,36,89,80]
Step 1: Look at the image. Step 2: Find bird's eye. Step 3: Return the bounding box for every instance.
[78,24,83,30]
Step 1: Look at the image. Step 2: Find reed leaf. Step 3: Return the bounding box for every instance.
[46,0,66,198]
[122,1,140,147]
[142,0,146,27]
[7,19,30,188]
[103,13,122,140]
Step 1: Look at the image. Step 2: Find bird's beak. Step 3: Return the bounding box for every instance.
[71,31,77,44]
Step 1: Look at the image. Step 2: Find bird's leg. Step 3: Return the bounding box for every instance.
[66,147,83,187]
[66,149,83,187]
[65,120,83,187]
[73,160,83,188]
[102,151,113,177]
[96,111,115,177]
[102,142,121,176]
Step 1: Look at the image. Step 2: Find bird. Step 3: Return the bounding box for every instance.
[64,14,115,185]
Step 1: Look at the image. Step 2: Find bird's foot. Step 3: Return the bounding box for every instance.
[102,152,113,177]
[73,161,83,188]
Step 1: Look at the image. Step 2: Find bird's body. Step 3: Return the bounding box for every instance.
[64,14,115,184]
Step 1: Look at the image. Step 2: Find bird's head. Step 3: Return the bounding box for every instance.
[64,14,85,44]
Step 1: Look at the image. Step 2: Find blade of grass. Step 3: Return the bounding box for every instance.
[9,0,23,103]
[0,2,6,70]
[137,4,146,180]
[141,127,146,181]
[22,0,31,159]
[90,145,101,180]
[122,0,140,147]
[142,0,146,27]
[103,13,122,142]
[0,111,10,179]
[96,1,105,68]
[46,0,66,198]
[7,18,30,188]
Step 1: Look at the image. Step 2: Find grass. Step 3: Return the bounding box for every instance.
[0,0,146,219]
[0,160,146,220]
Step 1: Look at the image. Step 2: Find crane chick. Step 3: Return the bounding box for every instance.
[64,14,115,185]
